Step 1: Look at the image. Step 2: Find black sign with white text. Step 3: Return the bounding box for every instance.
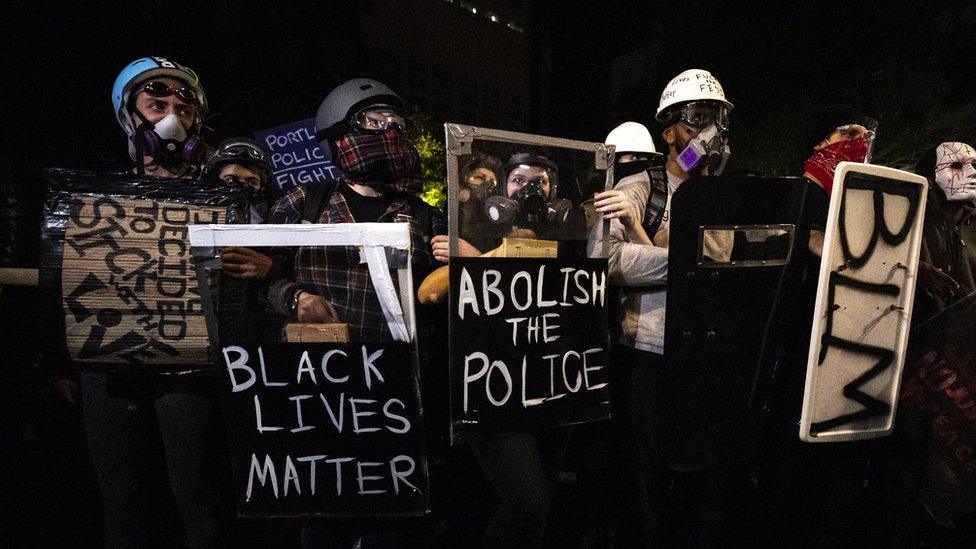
[449,257,611,442]
[219,342,430,517]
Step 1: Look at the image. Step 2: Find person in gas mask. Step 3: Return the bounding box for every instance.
[912,141,976,321]
[593,69,735,546]
[206,138,281,279]
[62,57,235,547]
[112,56,211,177]
[431,154,503,261]
[481,152,575,240]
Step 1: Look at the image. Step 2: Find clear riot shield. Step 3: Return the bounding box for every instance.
[440,124,614,444]
[662,176,825,471]
[189,223,430,517]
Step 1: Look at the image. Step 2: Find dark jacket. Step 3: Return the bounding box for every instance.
[915,189,976,322]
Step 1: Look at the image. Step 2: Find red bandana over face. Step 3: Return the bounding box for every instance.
[804,137,869,195]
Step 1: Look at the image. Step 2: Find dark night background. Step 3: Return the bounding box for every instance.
[2,0,975,545]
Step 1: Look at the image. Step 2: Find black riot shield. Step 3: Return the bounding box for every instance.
[896,290,976,525]
[660,176,825,470]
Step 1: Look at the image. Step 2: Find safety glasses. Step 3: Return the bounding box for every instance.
[219,143,268,163]
[677,101,729,130]
[350,106,406,133]
[141,80,199,104]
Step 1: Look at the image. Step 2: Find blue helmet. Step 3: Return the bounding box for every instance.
[112,56,208,137]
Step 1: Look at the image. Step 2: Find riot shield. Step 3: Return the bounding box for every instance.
[40,169,249,369]
[662,176,822,470]
[800,163,928,443]
[189,223,431,517]
[896,290,976,525]
[442,124,614,444]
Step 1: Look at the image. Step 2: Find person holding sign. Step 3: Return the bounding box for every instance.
[67,57,236,547]
[264,77,442,547]
[207,138,282,279]
[266,78,444,342]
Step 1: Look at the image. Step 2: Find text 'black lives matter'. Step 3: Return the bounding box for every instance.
[219,342,429,517]
[449,257,612,442]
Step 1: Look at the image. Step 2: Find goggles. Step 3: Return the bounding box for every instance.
[350,105,406,133]
[219,142,268,163]
[673,101,729,131]
[141,80,200,104]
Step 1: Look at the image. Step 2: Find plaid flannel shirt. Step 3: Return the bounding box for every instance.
[268,183,444,342]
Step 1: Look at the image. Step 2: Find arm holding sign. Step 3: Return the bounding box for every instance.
[602,174,668,286]
[262,186,343,322]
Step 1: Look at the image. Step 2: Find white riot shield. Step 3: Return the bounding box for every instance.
[800,162,928,442]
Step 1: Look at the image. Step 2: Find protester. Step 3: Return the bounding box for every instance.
[912,141,976,321]
[263,78,443,547]
[76,56,234,547]
[594,69,735,545]
[207,138,281,280]
[112,56,211,178]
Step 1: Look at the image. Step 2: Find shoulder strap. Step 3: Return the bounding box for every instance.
[642,166,669,239]
[301,180,338,224]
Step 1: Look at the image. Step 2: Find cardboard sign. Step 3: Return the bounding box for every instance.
[253,118,340,194]
[61,196,224,364]
[219,342,430,517]
[40,171,248,368]
[800,163,928,442]
[448,257,611,442]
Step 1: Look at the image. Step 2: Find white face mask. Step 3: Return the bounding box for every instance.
[935,142,976,202]
[153,113,189,144]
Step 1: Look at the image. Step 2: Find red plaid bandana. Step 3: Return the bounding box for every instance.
[335,129,422,193]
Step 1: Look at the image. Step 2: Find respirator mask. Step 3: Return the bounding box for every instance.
[670,101,730,175]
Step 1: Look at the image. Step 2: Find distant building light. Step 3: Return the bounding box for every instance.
[459,1,477,14]
[484,10,500,22]
[507,21,524,33]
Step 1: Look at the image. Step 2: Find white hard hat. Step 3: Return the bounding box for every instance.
[605,121,657,154]
[655,68,733,122]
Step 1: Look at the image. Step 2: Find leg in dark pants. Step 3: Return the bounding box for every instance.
[82,371,234,548]
[470,429,570,548]
[81,371,165,547]
[155,388,235,548]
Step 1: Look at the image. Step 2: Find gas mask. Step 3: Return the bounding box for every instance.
[459,166,498,205]
[484,179,572,227]
[676,123,730,175]
[934,142,976,203]
[130,113,205,169]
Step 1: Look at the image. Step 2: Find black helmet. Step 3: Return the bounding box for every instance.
[314,78,405,144]
[502,152,560,200]
[207,138,272,184]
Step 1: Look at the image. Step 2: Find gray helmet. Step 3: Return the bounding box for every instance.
[314,78,404,144]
